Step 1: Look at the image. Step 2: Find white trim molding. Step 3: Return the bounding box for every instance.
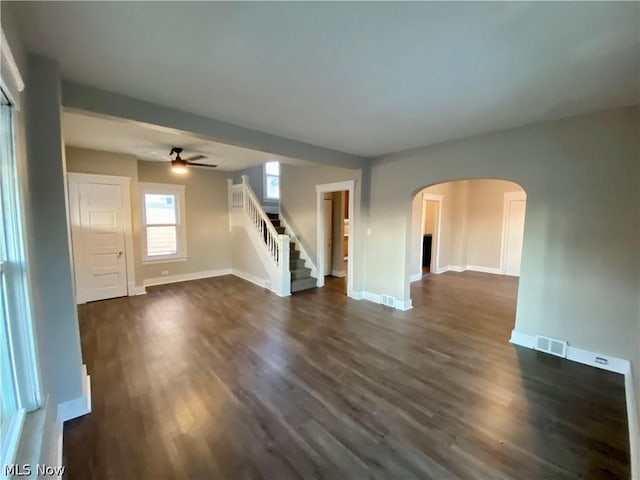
[144,268,232,287]
[140,182,188,264]
[58,365,91,423]
[420,193,443,275]
[0,408,26,471]
[231,269,272,292]
[433,265,503,275]
[133,285,147,296]
[360,291,413,311]
[500,190,527,276]
[67,173,137,301]
[509,330,630,374]
[315,180,356,298]
[1,28,25,107]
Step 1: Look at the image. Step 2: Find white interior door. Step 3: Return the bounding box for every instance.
[69,177,129,302]
[323,198,332,274]
[503,195,526,276]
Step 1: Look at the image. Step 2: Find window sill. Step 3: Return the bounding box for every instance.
[142,256,188,265]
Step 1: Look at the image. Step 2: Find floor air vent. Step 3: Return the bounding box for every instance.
[380,295,395,308]
[534,335,567,358]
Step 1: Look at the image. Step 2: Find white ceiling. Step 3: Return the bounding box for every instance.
[62,111,311,171]
[12,2,640,157]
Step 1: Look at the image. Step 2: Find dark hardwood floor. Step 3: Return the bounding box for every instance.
[64,272,629,479]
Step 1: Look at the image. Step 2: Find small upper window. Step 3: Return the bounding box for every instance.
[264,161,280,200]
[141,183,187,262]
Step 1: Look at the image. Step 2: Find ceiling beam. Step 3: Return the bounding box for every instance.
[61,80,366,169]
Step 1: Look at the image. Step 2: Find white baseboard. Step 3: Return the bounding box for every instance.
[331,269,346,278]
[360,291,413,311]
[133,285,147,295]
[510,329,638,477]
[465,264,503,275]
[143,268,232,287]
[509,330,630,374]
[396,298,413,311]
[509,330,536,349]
[448,265,466,272]
[231,268,278,294]
[58,365,91,422]
[350,290,364,300]
[436,265,504,275]
[410,273,423,282]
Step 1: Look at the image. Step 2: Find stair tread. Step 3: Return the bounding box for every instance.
[291,276,317,293]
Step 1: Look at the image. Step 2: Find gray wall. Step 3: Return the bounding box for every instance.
[233,164,279,210]
[23,55,84,405]
[366,106,639,430]
[66,148,232,285]
[65,148,142,286]
[137,160,232,280]
[280,163,362,288]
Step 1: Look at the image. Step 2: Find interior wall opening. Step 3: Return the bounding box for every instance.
[409,178,527,330]
[321,190,349,295]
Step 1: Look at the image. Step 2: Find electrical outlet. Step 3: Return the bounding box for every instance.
[161,270,169,276]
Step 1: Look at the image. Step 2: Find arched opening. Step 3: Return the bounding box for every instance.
[408,178,527,337]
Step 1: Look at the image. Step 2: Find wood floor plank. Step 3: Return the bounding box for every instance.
[63,272,630,479]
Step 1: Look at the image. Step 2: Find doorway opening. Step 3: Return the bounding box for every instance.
[409,179,527,330]
[411,179,526,280]
[67,172,135,303]
[316,180,355,297]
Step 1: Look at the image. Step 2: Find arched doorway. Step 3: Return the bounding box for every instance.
[409,178,527,334]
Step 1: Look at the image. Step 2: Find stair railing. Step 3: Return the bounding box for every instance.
[228,176,290,296]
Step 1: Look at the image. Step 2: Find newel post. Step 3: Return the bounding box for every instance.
[279,234,291,296]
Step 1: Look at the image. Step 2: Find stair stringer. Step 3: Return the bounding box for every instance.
[230,209,291,297]
[279,213,318,281]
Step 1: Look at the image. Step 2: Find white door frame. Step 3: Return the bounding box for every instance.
[67,172,136,302]
[316,180,355,297]
[419,193,443,274]
[500,191,527,275]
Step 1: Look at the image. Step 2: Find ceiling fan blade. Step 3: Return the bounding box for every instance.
[184,154,207,162]
[187,162,218,168]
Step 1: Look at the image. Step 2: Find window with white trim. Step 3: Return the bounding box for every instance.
[264,161,280,200]
[141,183,187,262]
[1,87,40,469]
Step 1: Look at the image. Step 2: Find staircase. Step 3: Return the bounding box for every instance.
[267,213,317,293]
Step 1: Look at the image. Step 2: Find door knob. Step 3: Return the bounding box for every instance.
[117,251,123,258]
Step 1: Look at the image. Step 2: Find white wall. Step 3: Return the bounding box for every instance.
[366,106,639,433]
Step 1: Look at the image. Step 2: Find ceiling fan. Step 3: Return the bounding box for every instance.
[168,147,217,174]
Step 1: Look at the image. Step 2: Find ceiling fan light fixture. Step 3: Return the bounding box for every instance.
[171,158,188,174]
